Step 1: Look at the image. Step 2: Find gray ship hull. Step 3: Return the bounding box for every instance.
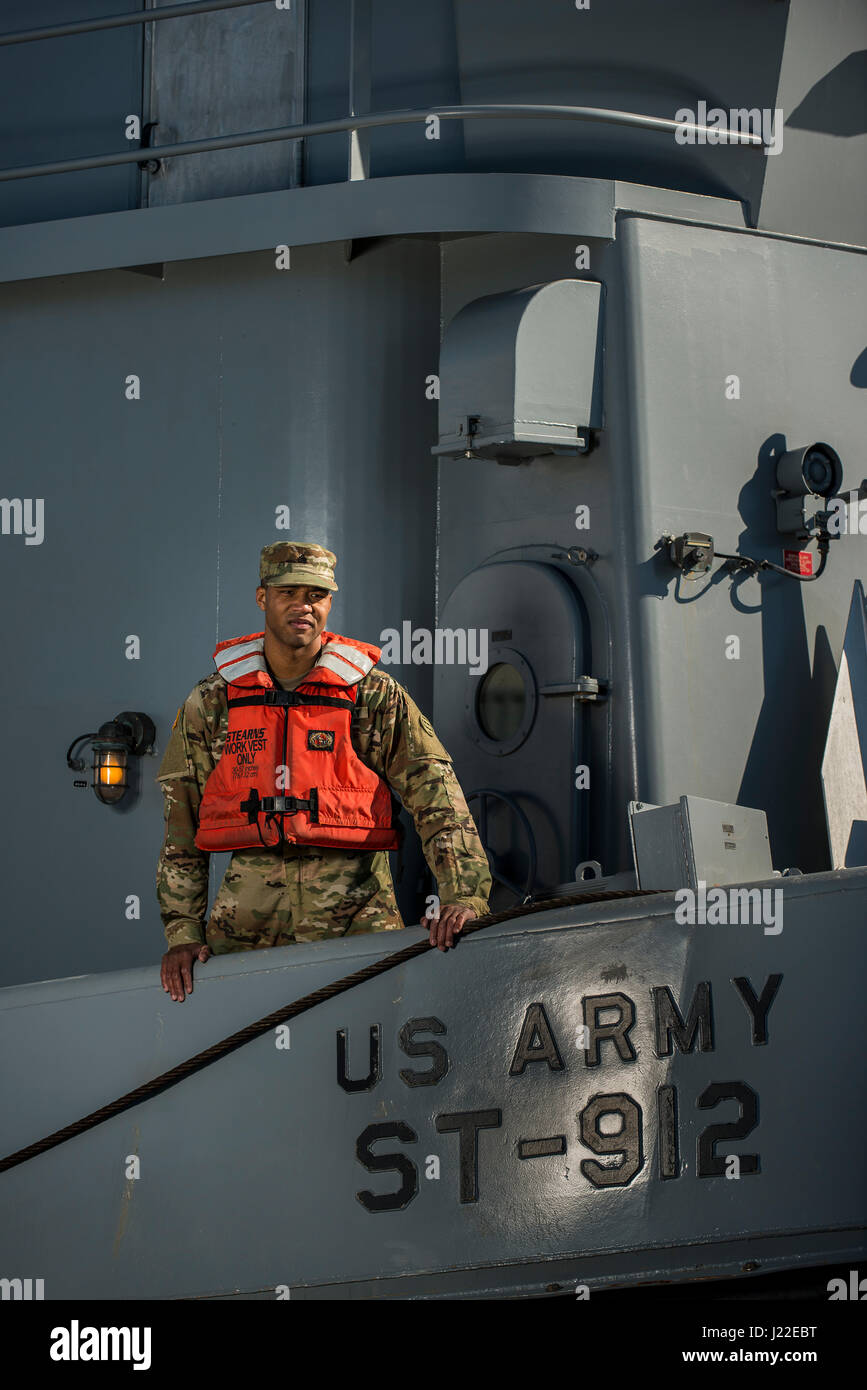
[2,868,864,1300]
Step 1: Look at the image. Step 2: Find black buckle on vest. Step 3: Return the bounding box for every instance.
[227,690,352,711]
[240,788,319,824]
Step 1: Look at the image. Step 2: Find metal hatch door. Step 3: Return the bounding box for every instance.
[434,560,591,906]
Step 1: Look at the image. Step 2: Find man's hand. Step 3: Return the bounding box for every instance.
[160,943,211,1002]
[427,903,476,953]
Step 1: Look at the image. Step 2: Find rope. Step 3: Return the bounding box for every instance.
[0,887,661,1174]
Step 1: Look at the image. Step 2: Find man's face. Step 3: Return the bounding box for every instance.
[256,583,332,651]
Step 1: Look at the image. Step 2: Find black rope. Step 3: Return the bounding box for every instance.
[0,887,663,1174]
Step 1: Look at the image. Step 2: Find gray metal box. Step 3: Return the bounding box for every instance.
[432,279,603,462]
[629,795,774,890]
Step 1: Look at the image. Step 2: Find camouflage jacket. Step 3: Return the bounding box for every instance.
[155,650,492,946]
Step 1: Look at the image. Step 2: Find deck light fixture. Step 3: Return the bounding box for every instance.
[66,712,156,804]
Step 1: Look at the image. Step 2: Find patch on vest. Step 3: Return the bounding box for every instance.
[307,730,335,751]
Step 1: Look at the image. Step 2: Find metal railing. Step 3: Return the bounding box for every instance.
[0,0,764,186]
[0,0,270,46]
[0,104,763,184]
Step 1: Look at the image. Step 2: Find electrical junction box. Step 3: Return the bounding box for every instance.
[628,795,774,890]
[432,279,603,464]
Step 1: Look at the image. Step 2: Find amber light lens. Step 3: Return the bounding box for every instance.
[97,753,125,785]
[93,747,129,803]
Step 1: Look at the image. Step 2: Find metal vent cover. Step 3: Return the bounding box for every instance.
[433,278,603,462]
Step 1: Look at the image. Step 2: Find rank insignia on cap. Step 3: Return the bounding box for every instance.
[307,730,335,751]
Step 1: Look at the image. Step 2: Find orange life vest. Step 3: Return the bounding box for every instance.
[195,629,400,854]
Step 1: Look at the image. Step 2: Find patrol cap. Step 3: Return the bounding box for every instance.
[259,541,338,592]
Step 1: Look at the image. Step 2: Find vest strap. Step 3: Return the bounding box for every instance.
[239,787,319,823]
[228,690,351,711]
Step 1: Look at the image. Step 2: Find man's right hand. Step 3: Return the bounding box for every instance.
[161,943,212,1002]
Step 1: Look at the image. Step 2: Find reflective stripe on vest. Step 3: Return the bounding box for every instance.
[195,630,399,853]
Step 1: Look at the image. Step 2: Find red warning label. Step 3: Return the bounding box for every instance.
[783,549,813,576]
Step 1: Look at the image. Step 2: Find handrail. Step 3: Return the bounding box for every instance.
[0,0,270,46]
[0,103,764,184]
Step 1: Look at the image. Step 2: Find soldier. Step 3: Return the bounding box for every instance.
[157,541,492,1001]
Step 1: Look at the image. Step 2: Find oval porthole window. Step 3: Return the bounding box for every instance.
[476,661,526,742]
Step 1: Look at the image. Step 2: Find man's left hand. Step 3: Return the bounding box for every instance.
[427,903,476,953]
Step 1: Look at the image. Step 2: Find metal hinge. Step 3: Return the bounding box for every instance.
[539,677,609,703]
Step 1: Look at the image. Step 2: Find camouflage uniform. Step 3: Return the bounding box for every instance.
[156,648,492,953]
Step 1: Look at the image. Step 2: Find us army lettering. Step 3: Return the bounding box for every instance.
[346,976,782,1211]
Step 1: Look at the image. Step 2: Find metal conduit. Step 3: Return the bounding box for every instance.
[0,103,764,184]
[0,0,270,46]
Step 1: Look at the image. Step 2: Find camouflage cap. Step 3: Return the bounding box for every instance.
[259,541,338,592]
